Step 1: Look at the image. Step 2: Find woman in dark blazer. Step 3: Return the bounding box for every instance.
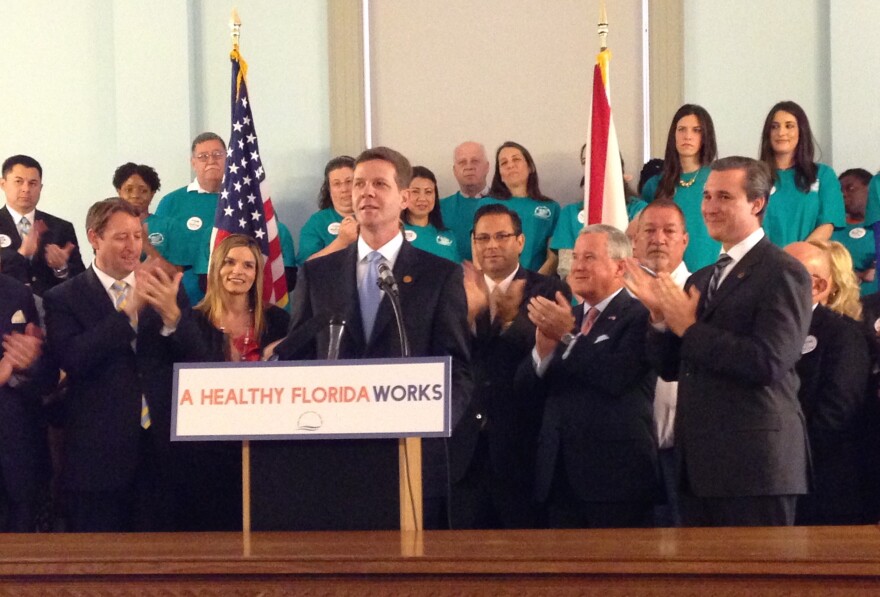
[172,234,289,530]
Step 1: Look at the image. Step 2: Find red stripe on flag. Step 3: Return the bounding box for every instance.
[588,63,611,225]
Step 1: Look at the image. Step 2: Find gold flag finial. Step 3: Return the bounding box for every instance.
[598,1,609,51]
[231,8,242,50]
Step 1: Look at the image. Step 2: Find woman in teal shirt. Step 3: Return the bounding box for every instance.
[640,104,721,271]
[296,155,358,264]
[759,101,845,247]
[403,166,459,263]
[480,141,559,274]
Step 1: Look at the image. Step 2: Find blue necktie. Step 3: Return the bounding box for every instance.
[359,251,383,340]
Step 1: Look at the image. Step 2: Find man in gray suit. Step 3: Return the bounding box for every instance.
[627,156,812,526]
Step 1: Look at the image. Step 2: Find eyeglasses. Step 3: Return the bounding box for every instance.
[472,232,519,244]
[194,151,226,162]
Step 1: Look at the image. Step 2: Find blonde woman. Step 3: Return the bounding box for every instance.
[809,239,862,321]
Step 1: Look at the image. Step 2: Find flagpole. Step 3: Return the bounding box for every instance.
[230,6,252,558]
[598,0,608,51]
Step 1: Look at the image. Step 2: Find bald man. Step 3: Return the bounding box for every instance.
[785,241,871,524]
[440,142,491,261]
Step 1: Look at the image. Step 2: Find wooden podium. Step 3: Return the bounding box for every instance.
[172,357,450,533]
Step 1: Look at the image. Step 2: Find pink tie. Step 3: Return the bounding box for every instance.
[580,307,599,336]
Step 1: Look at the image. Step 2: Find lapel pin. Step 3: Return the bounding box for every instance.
[403,275,413,284]
[737,272,745,279]
[607,315,616,321]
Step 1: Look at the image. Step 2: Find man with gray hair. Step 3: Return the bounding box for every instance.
[154,132,227,304]
[628,156,812,527]
[440,141,491,261]
[521,224,660,528]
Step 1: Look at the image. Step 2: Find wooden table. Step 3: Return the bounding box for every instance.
[1,526,879,595]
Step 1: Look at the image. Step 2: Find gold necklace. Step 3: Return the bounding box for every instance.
[678,172,698,188]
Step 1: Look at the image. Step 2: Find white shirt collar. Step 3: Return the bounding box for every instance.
[724,227,765,265]
[670,261,691,287]
[92,263,137,298]
[186,178,214,194]
[484,265,520,295]
[5,205,35,225]
[357,232,404,267]
[583,287,623,315]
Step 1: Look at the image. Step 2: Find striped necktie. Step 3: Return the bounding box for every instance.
[705,253,733,304]
[111,280,151,429]
[18,216,31,238]
[580,306,599,336]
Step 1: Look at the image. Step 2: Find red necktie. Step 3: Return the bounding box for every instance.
[580,307,599,336]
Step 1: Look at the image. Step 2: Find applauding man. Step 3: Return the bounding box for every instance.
[44,198,195,532]
[627,156,812,527]
[450,203,569,529]
[523,225,660,528]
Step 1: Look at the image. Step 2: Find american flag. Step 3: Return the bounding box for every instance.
[212,49,288,308]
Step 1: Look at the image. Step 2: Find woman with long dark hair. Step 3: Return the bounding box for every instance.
[758,100,845,246]
[640,104,720,270]
[402,166,460,262]
[479,141,559,274]
[296,155,357,263]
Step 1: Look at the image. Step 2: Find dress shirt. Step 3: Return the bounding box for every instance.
[715,227,765,286]
[484,265,520,322]
[356,232,404,298]
[653,260,691,448]
[5,206,35,234]
[92,265,178,335]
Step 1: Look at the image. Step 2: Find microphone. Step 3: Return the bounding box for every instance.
[377,262,399,296]
[327,316,346,361]
[374,262,409,357]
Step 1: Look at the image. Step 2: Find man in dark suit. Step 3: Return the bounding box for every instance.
[786,241,871,524]
[0,155,85,297]
[43,198,193,532]
[269,146,471,531]
[522,224,660,528]
[0,272,51,531]
[449,203,569,529]
[629,156,812,527]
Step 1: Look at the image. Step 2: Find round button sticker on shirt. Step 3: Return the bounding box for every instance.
[327,222,340,235]
[850,227,867,239]
[577,210,585,224]
[0,234,11,248]
[404,230,417,242]
[187,217,203,231]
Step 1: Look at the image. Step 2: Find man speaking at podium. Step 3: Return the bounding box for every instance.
[266,146,472,530]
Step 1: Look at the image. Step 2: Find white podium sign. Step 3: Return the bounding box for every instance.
[171,356,450,441]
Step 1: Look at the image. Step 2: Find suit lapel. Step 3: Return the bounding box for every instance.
[588,290,630,338]
[84,266,117,319]
[341,245,367,355]
[0,207,22,247]
[700,238,767,319]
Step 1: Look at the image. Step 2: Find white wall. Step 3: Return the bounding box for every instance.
[829,1,880,173]
[683,0,880,175]
[368,0,645,207]
[0,0,329,253]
